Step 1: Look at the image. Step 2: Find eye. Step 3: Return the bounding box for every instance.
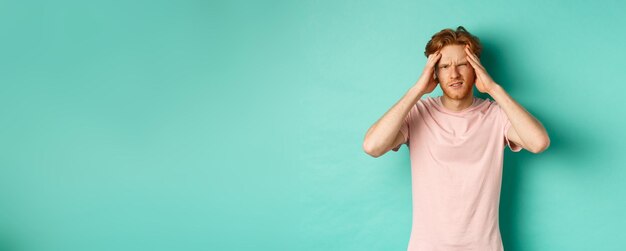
[441,65,449,69]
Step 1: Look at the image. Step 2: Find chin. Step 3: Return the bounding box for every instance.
[442,88,472,100]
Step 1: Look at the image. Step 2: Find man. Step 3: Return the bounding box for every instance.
[362,26,550,251]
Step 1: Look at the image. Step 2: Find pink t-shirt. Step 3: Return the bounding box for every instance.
[396,96,521,251]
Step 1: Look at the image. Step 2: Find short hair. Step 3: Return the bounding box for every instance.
[424,26,482,58]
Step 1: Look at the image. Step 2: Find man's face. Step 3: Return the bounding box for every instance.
[435,44,476,100]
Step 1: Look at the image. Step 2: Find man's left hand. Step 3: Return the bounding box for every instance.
[465,45,499,94]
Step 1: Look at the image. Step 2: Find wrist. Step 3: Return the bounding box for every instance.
[409,85,427,97]
[487,83,503,96]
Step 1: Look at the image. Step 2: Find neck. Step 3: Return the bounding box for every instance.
[441,94,474,111]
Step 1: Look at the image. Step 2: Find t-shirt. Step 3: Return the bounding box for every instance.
[396,95,522,251]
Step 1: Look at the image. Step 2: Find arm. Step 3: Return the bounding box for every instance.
[489,85,550,153]
[464,45,550,154]
[363,50,442,158]
[363,86,425,158]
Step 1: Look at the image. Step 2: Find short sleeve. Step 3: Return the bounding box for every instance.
[392,103,418,152]
[496,102,523,152]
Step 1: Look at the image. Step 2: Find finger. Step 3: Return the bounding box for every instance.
[465,52,484,70]
[427,51,441,66]
[463,46,474,59]
[466,56,487,75]
[466,55,477,66]
[466,55,483,72]
[464,46,480,63]
[433,51,441,63]
[429,50,441,61]
[463,46,477,60]
[427,53,435,63]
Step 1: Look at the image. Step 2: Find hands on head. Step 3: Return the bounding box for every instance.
[416,44,499,95]
[415,50,442,95]
[463,44,498,94]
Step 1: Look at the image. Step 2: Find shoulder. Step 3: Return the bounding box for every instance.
[476,98,511,125]
[475,97,500,111]
[419,95,439,108]
[467,97,506,121]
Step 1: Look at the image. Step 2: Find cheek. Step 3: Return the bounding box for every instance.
[461,68,475,80]
[437,69,449,78]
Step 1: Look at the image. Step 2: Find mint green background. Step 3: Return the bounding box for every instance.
[1,0,625,250]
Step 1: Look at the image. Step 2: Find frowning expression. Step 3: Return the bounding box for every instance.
[436,44,476,100]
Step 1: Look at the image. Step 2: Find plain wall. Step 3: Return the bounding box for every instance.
[1,0,625,250]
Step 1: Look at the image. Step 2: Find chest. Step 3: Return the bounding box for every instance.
[410,111,503,162]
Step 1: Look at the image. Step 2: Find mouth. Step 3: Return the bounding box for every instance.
[449,81,463,88]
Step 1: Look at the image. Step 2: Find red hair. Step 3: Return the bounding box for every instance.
[424,26,482,58]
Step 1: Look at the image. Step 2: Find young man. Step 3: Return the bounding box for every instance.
[362,26,550,250]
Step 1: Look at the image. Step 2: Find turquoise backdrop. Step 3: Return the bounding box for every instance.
[1,0,625,250]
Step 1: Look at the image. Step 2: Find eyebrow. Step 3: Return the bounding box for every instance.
[439,60,469,67]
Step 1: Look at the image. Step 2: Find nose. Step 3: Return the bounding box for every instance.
[449,66,460,78]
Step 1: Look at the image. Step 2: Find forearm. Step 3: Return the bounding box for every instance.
[363,85,424,156]
[488,84,550,151]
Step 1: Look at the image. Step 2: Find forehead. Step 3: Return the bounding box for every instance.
[439,44,467,63]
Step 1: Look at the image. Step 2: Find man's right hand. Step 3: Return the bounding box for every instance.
[363,50,442,158]
[415,50,442,94]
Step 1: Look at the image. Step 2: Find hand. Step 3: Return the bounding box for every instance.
[464,45,498,94]
[415,50,441,94]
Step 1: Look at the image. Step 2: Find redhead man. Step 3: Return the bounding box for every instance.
[362,26,550,251]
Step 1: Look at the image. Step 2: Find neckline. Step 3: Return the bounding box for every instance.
[432,96,483,115]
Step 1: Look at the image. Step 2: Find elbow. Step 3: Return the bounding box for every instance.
[529,136,550,154]
[363,141,383,158]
